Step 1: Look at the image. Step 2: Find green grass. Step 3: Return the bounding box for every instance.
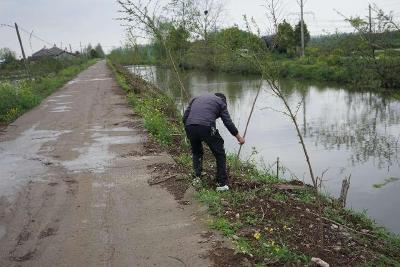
[272,192,288,202]
[0,59,96,123]
[196,188,224,215]
[209,218,236,236]
[227,154,280,184]
[293,188,315,204]
[176,153,192,168]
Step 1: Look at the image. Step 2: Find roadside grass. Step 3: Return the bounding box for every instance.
[108,60,183,147]
[107,59,400,266]
[0,59,96,124]
[175,153,192,168]
[128,93,174,146]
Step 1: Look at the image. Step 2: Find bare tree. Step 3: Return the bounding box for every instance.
[192,0,224,40]
[117,0,189,111]
[263,0,284,34]
[372,4,399,31]
[242,17,318,189]
[166,0,199,33]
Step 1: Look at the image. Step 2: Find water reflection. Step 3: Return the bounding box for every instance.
[127,65,400,233]
[305,92,400,170]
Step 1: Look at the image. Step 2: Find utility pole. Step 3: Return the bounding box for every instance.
[368,4,372,33]
[14,22,30,78]
[69,44,72,53]
[80,42,83,54]
[300,0,305,57]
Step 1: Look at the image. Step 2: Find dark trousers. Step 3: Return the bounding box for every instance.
[185,125,227,186]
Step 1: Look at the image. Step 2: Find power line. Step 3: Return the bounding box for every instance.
[17,25,53,46]
[0,23,14,29]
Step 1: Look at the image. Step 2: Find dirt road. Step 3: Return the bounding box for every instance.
[0,61,219,266]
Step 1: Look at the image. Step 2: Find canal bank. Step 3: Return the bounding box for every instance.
[109,60,400,266]
[128,65,400,235]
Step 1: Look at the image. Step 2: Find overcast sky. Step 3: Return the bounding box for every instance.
[1,0,399,58]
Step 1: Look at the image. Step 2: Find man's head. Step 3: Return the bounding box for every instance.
[215,93,227,104]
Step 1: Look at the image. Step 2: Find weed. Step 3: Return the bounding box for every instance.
[209,218,235,237]
[0,59,95,123]
[234,237,253,255]
[196,189,224,215]
[272,192,288,202]
[176,153,192,168]
[244,212,262,226]
[225,190,255,207]
[257,238,309,265]
[293,189,314,204]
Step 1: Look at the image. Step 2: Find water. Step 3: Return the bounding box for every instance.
[128,65,400,234]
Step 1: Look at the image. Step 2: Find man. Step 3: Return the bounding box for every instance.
[183,93,245,192]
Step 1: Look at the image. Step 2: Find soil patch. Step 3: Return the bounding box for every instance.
[208,241,249,267]
[147,163,189,200]
[219,183,394,266]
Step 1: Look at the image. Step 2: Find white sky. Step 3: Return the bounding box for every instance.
[1,0,399,58]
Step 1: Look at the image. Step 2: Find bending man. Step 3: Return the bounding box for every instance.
[183,93,245,192]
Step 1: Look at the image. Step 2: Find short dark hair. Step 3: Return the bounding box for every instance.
[215,93,227,104]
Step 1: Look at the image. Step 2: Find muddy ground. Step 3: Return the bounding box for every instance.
[0,61,241,266]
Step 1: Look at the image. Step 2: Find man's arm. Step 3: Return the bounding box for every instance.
[235,133,245,145]
[183,98,196,124]
[219,102,245,144]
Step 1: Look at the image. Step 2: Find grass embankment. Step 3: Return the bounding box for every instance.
[108,59,400,266]
[0,59,97,124]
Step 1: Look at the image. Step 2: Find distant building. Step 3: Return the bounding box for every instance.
[30,45,75,60]
[261,35,277,49]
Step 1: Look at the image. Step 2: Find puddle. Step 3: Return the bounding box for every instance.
[74,78,112,83]
[0,125,70,200]
[61,127,142,173]
[91,126,134,132]
[54,95,73,98]
[48,100,73,113]
[50,105,72,113]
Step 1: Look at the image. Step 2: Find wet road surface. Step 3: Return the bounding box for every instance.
[0,61,215,266]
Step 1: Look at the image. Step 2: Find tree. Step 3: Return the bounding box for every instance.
[192,0,224,41]
[94,43,105,58]
[294,21,310,49]
[340,4,400,88]
[0,48,17,64]
[215,27,265,52]
[263,0,284,34]
[167,0,200,34]
[275,20,295,54]
[90,49,100,58]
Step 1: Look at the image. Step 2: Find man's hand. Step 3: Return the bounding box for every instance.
[235,134,245,145]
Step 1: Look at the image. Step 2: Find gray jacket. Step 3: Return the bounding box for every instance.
[183,93,238,136]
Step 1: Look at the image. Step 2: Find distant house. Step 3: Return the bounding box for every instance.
[30,45,75,60]
[261,35,277,49]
